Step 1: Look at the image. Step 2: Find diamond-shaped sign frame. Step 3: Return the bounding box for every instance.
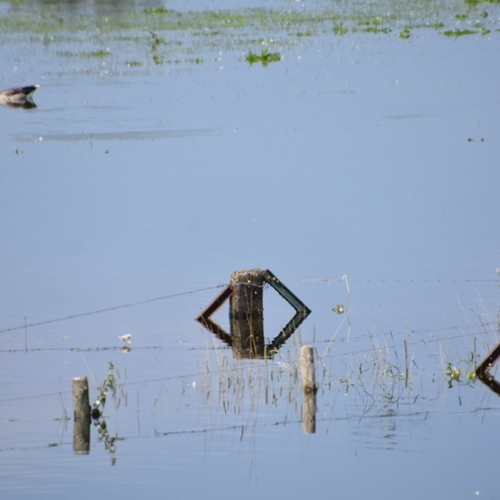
[196,269,311,355]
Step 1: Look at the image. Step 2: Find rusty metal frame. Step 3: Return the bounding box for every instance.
[195,285,233,347]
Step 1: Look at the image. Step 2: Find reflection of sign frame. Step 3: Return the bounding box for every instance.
[475,342,500,396]
[196,269,311,358]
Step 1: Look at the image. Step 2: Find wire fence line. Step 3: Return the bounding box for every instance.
[0,322,494,356]
[0,321,496,404]
[1,276,497,335]
[292,278,499,283]
[0,284,227,334]
[1,277,497,454]
[0,406,460,455]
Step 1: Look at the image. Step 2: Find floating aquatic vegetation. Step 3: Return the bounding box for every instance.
[333,23,348,35]
[332,304,345,314]
[90,362,124,465]
[144,8,175,15]
[399,27,411,38]
[92,362,118,418]
[125,60,143,67]
[89,50,109,58]
[465,0,500,6]
[0,1,498,73]
[245,49,281,66]
[444,361,477,388]
[443,28,482,35]
[357,17,392,34]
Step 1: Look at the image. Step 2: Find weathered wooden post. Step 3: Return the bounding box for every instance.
[230,269,265,359]
[72,376,91,454]
[300,346,317,434]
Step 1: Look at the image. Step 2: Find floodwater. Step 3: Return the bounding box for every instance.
[1,0,500,498]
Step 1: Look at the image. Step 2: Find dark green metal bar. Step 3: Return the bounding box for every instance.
[263,269,312,316]
[268,311,310,352]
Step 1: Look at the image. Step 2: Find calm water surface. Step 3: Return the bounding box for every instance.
[1,0,500,498]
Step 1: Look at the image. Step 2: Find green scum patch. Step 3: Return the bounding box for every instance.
[0,2,499,68]
[245,49,282,66]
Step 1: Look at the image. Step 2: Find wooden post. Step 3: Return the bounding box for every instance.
[72,376,91,454]
[300,346,317,393]
[300,346,317,434]
[230,269,265,359]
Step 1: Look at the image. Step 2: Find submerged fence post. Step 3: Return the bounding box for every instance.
[230,269,265,359]
[300,346,317,434]
[72,376,91,454]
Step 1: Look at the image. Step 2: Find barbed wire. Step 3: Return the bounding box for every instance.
[0,319,497,404]
[1,276,497,335]
[290,278,499,283]
[0,284,227,334]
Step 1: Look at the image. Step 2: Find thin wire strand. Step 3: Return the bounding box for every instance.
[288,278,499,283]
[0,284,226,334]
[1,275,497,334]
[0,321,496,404]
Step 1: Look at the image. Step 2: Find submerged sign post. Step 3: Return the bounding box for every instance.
[196,269,311,359]
[230,269,265,358]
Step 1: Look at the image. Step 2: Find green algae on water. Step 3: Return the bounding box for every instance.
[245,49,282,66]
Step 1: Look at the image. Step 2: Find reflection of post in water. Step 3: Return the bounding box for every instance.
[72,377,91,454]
[300,346,318,434]
[91,362,119,464]
[72,363,120,463]
[230,269,265,359]
[196,268,311,359]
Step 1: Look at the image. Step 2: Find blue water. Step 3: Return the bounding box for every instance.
[1,1,500,498]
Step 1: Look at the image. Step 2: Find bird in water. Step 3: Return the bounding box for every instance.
[0,84,39,108]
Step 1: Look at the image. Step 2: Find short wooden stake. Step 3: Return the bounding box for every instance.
[300,346,317,393]
[72,376,91,454]
[230,269,265,358]
[300,346,317,434]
